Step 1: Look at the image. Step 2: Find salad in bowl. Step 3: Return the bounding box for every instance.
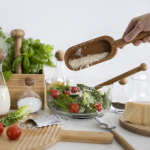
[46,78,112,118]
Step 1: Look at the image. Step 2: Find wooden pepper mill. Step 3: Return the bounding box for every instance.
[11,29,25,74]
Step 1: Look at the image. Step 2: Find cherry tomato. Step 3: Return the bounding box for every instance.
[93,103,102,112]
[69,103,80,113]
[7,125,22,140]
[71,87,79,93]
[50,89,60,99]
[0,123,4,135]
[63,91,71,95]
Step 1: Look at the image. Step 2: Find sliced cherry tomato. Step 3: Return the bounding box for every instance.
[50,89,60,99]
[69,103,80,113]
[7,125,22,140]
[0,123,4,135]
[63,91,71,95]
[71,87,79,93]
[93,103,102,112]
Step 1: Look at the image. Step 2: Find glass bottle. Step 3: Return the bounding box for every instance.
[52,50,69,86]
[112,78,132,113]
[0,49,10,116]
[17,77,42,113]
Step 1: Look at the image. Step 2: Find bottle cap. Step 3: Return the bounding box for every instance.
[25,77,34,86]
[119,78,128,85]
[55,50,65,61]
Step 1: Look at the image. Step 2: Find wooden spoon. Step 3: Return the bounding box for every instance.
[65,32,150,71]
[95,63,147,89]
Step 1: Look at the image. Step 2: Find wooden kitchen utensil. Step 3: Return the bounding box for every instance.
[94,63,147,90]
[119,115,150,137]
[11,29,25,74]
[0,115,113,150]
[65,31,150,71]
[96,117,135,150]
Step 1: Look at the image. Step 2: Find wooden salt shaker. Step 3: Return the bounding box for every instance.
[11,29,25,74]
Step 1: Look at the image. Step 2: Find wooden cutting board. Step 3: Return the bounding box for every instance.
[0,115,113,150]
[119,115,150,136]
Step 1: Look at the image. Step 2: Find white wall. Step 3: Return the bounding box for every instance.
[0,0,150,95]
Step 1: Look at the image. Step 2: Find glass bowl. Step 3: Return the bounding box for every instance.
[45,77,112,119]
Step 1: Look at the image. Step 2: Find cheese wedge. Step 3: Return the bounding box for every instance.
[122,101,150,125]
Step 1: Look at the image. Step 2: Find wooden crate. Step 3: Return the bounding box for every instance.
[6,72,45,110]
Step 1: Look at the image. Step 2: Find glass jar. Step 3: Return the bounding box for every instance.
[131,74,150,101]
[0,50,10,116]
[17,77,42,113]
[112,78,132,112]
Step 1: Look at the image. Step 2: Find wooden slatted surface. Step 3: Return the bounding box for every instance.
[0,115,113,150]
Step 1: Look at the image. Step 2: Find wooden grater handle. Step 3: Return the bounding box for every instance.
[95,63,147,89]
[115,31,150,48]
[111,130,135,150]
[11,29,25,74]
[58,129,113,144]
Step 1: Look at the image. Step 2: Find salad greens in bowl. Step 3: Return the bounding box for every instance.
[45,78,112,119]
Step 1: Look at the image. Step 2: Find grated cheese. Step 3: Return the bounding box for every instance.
[69,52,109,69]
[75,48,82,56]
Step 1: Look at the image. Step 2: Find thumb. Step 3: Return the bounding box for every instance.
[124,24,142,42]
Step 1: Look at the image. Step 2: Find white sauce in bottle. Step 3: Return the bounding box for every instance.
[0,86,10,115]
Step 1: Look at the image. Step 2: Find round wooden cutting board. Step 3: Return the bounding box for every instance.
[119,115,150,136]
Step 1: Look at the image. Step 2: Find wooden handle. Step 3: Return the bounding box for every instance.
[111,130,135,150]
[11,29,25,74]
[58,129,113,144]
[115,31,150,47]
[95,63,147,89]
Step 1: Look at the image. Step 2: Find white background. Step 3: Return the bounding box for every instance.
[1,1,150,150]
[0,0,150,94]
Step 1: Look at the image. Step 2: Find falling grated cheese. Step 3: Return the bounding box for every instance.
[69,52,109,69]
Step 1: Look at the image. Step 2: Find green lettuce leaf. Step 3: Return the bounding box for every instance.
[0,105,33,126]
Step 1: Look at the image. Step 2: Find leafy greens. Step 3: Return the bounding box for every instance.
[0,28,56,81]
[48,83,111,114]
[0,105,33,126]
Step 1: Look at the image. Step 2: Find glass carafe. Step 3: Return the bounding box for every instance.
[17,77,42,113]
[52,50,69,86]
[0,50,10,116]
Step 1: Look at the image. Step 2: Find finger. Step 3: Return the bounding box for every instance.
[122,17,140,38]
[124,23,143,42]
[148,40,150,43]
[122,21,135,38]
[133,40,142,46]
[119,46,124,49]
[142,36,150,43]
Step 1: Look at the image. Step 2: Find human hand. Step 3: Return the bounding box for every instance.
[120,13,150,49]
